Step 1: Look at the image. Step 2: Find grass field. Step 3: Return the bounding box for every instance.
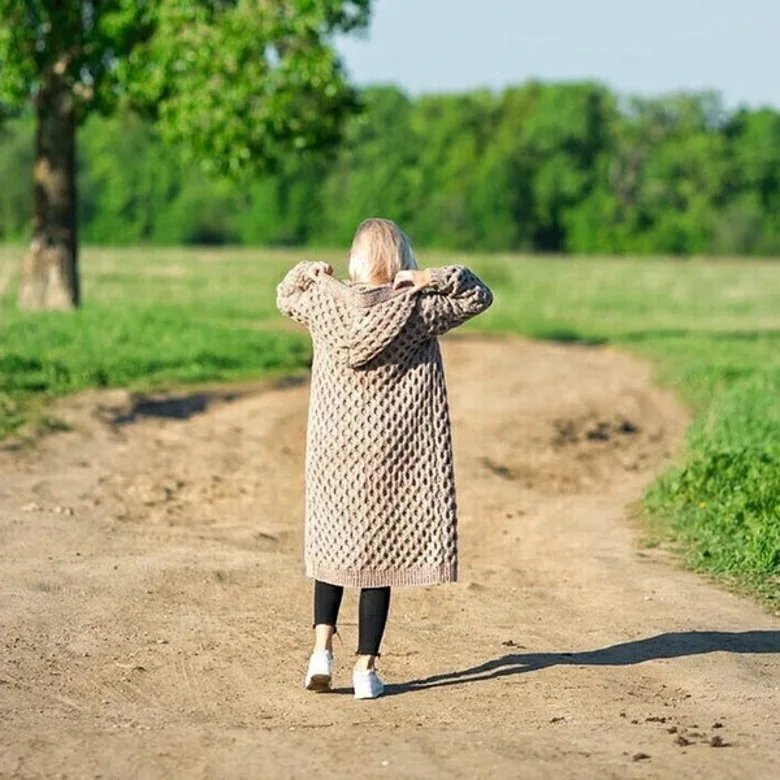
[1,246,779,601]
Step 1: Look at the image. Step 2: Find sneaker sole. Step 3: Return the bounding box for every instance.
[305,674,332,692]
[354,686,385,700]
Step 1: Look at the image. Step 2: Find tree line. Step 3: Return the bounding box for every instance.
[2,82,779,256]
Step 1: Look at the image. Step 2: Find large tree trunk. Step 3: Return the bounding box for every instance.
[18,75,79,310]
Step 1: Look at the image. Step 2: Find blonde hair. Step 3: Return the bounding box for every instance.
[348,218,417,284]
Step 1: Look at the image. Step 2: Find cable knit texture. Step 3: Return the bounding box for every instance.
[277,263,493,587]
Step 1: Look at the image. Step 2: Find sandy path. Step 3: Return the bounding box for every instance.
[1,336,779,780]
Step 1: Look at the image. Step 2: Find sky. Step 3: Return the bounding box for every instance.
[337,0,780,109]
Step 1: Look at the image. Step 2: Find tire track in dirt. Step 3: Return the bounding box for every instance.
[1,336,779,779]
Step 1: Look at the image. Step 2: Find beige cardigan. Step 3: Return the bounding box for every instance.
[277,263,493,587]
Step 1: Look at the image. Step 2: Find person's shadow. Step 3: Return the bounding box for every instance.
[372,630,780,697]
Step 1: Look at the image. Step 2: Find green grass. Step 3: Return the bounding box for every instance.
[0,247,316,438]
[1,247,779,602]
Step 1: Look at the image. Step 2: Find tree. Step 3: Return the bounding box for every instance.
[568,92,734,255]
[0,0,371,309]
[408,91,496,249]
[518,82,615,252]
[725,109,780,254]
[318,86,419,245]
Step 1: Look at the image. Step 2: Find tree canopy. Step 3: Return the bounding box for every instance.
[0,0,370,174]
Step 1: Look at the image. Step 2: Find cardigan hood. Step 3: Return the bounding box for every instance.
[315,276,417,369]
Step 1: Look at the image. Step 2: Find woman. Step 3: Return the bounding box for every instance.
[276,218,493,699]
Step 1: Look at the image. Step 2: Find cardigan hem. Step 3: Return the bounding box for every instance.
[306,561,457,588]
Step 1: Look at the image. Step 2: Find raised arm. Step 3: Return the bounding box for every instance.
[411,265,494,338]
[276,261,324,326]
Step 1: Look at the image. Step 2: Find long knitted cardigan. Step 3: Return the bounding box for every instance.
[276,263,493,588]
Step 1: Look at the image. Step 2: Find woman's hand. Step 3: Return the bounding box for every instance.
[306,262,333,281]
[393,269,432,291]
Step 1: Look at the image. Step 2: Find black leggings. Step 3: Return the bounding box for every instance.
[314,580,391,656]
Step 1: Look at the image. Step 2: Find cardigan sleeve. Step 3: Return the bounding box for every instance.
[412,265,493,338]
[276,261,317,326]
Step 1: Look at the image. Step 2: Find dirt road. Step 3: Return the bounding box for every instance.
[1,336,779,779]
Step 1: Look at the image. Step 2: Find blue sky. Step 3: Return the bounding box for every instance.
[337,0,780,108]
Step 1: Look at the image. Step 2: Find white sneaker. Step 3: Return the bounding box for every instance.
[353,669,385,700]
[305,650,333,692]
